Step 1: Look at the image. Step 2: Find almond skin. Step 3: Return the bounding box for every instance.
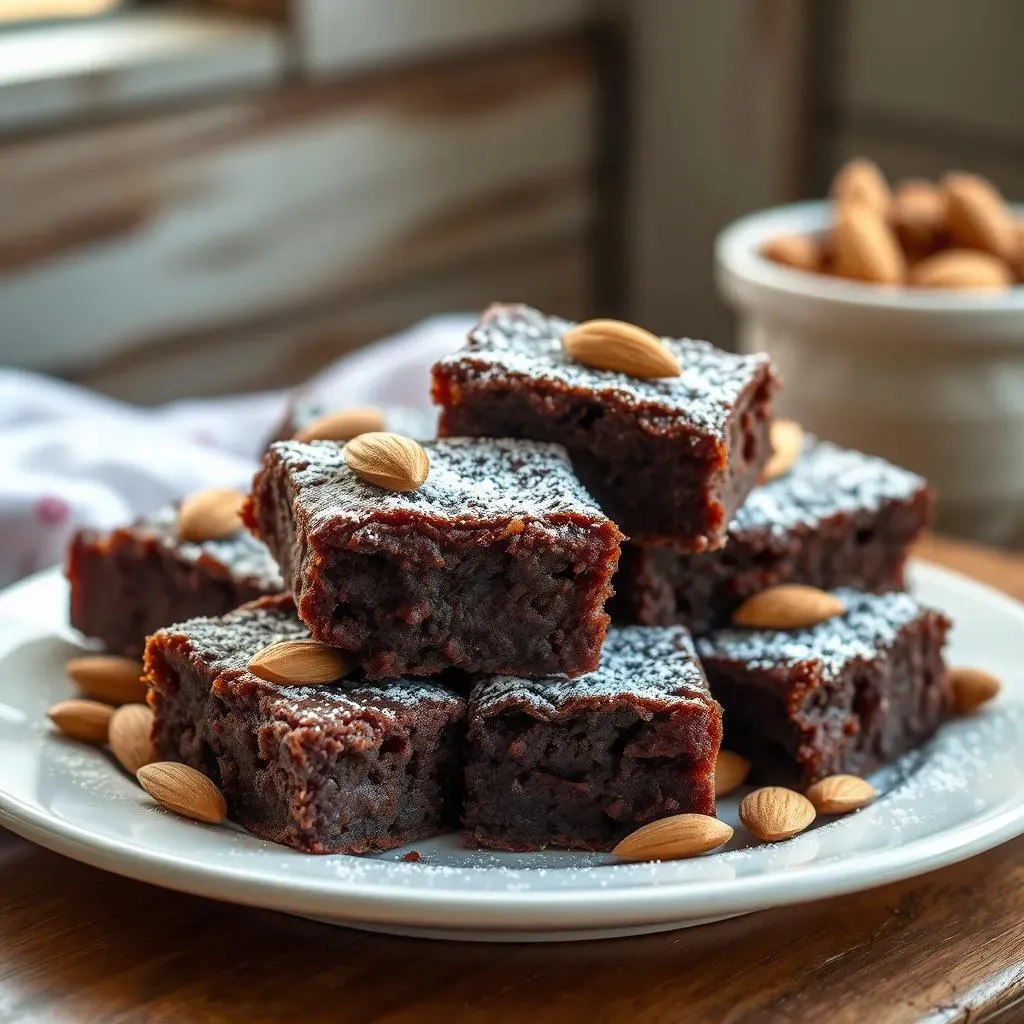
[890,179,948,258]
[137,762,227,824]
[66,654,146,705]
[949,666,1001,713]
[342,432,429,492]
[248,638,352,685]
[806,775,877,814]
[831,158,891,214]
[47,698,115,744]
[731,585,846,630]
[562,319,681,379]
[943,173,1017,261]
[293,406,386,444]
[612,814,733,861]
[740,787,816,842]
[908,250,1012,291]
[715,750,752,797]
[760,420,803,482]
[761,235,823,273]
[832,202,905,284]
[177,488,246,543]
[109,703,156,775]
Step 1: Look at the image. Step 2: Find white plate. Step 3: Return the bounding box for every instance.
[1,563,1022,942]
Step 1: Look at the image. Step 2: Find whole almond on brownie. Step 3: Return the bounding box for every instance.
[293,406,386,444]
[342,432,430,492]
[177,488,247,543]
[832,203,905,284]
[943,172,1017,262]
[562,319,682,379]
[731,585,846,630]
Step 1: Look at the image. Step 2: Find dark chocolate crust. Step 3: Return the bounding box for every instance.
[431,304,778,551]
[463,626,721,851]
[245,437,623,679]
[696,590,952,788]
[67,508,282,658]
[145,595,466,854]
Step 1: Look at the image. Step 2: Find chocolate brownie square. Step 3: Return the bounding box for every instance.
[145,595,466,854]
[696,589,952,788]
[614,440,932,634]
[463,626,722,851]
[431,304,779,551]
[67,508,283,658]
[246,437,623,679]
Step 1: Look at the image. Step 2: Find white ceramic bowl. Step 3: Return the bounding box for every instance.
[715,200,1024,547]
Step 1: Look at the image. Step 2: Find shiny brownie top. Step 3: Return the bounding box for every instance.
[264,436,616,529]
[435,303,775,434]
[149,595,464,719]
[469,626,714,721]
[696,589,945,685]
[733,439,928,539]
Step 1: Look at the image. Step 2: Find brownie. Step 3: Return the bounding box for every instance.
[67,508,283,659]
[145,595,466,854]
[267,396,435,447]
[463,626,722,852]
[246,437,623,679]
[431,304,779,551]
[613,439,932,634]
[696,589,952,789]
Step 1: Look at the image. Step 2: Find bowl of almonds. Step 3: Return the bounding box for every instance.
[715,158,1024,546]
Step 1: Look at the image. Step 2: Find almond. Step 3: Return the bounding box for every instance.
[66,654,146,704]
[248,638,352,685]
[293,406,386,444]
[562,319,681,379]
[612,814,733,861]
[761,235,823,273]
[832,202,905,284]
[740,787,815,842]
[890,179,948,258]
[177,488,246,543]
[342,432,429,492]
[137,762,227,824]
[830,158,891,214]
[806,774,877,814]
[109,703,156,775]
[1014,221,1024,283]
[760,420,803,482]
[943,173,1017,261]
[47,698,115,743]
[731,585,846,630]
[908,250,1012,291]
[949,666,1001,714]
[715,750,752,797]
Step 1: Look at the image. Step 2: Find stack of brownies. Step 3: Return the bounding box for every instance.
[67,303,951,854]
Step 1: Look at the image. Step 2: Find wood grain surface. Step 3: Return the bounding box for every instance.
[1,535,1022,1024]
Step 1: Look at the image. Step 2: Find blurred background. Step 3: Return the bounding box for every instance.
[0,0,1021,542]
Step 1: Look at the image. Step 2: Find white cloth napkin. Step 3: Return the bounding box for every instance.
[0,314,474,589]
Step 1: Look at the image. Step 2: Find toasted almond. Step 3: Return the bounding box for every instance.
[715,750,752,797]
[731,585,846,630]
[761,234,823,273]
[66,654,146,704]
[47,698,114,743]
[890,179,948,257]
[562,319,681,379]
[612,814,733,861]
[293,406,386,444]
[950,666,1002,714]
[830,158,891,214]
[908,250,1012,291]
[248,638,352,685]
[832,202,905,284]
[109,703,156,775]
[137,762,227,824]
[943,173,1017,261]
[177,488,246,543]
[740,787,816,842]
[760,420,803,482]
[806,774,877,814]
[342,432,429,492]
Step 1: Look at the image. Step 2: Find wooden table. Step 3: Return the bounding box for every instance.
[2,536,1022,1024]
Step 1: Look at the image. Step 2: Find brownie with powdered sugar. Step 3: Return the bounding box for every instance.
[463,626,721,852]
[431,303,779,551]
[145,595,466,854]
[697,589,952,788]
[245,436,623,679]
[613,439,932,634]
[67,506,283,658]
